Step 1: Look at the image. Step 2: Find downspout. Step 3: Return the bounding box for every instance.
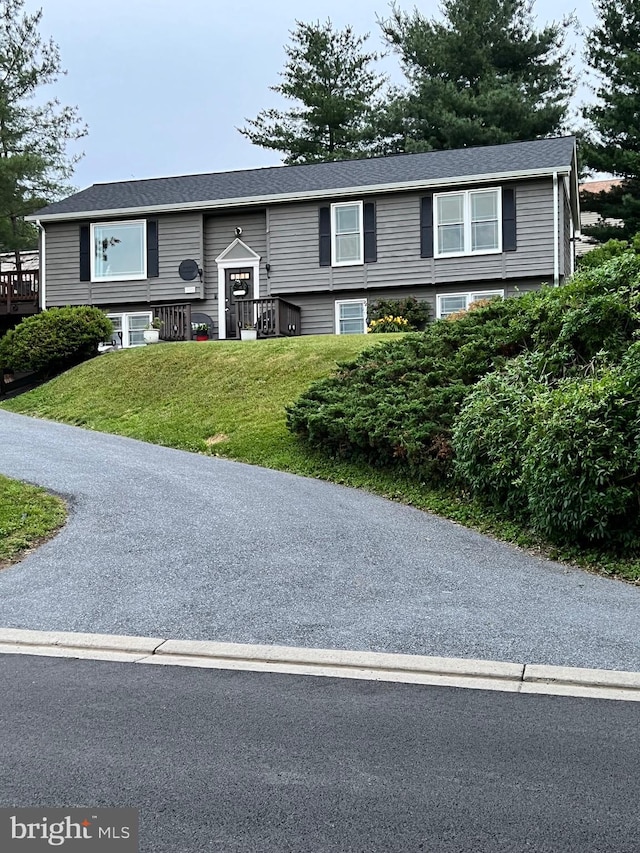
[36,219,46,310]
[552,172,560,287]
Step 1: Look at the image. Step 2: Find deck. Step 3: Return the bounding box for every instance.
[0,271,39,315]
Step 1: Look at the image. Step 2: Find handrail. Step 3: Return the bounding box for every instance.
[235,297,301,338]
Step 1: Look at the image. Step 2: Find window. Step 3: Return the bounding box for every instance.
[106,312,152,347]
[335,299,367,335]
[331,202,363,266]
[436,291,504,319]
[91,220,147,282]
[434,189,501,257]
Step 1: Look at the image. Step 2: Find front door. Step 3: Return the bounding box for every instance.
[225,268,253,339]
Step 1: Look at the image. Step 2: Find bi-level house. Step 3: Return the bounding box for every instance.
[27,136,579,345]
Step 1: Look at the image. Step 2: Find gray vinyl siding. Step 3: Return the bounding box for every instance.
[203,211,267,292]
[42,179,563,321]
[266,204,330,295]
[288,278,545,336]
[198,211,268,322]
[44,221,87,307]
[266,180,557,296]
[44,214,204,307]
[503,180,555,279]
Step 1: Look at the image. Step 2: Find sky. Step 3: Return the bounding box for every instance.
[27,0,596,191]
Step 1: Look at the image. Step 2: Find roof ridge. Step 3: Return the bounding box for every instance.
[89,135,576,189]
[31,135,577,219]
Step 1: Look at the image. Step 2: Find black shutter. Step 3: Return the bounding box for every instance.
[420,195,434,258]
[363,202,377,263]
[79,224,90,281]
[319,206,331,266]
[147,219,159,277]
[502,187,517,252]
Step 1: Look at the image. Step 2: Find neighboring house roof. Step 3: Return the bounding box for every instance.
[576,179,624,256]
[30,136,577,222]
[579,179,622,195]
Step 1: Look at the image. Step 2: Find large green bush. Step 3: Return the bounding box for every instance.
[0,307,113,375]
[287,292,542,481]
[521,360,640,549]
[452,361,540,516]
[288,252,640,551]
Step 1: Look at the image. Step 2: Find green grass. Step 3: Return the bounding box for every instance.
[0,475,67,567]
[3,335,639,584]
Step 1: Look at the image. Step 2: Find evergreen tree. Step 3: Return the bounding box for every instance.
[238,20,386,164]
[0,0,86,270]
[581,0,640,241]
[377,0,574,153]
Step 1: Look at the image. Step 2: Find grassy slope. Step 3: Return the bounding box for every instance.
[3,336,639,582]
[2,336,384,462]
[0,475,67,567]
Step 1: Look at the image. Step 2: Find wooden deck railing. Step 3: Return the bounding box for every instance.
[0,270,39,313]
[236,297,301,338]
[153,303,192,341]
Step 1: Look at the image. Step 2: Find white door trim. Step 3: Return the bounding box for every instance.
[216,257,260,340]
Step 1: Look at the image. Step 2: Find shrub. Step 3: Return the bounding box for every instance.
[522,361,640,549]
[577,233,640,270]
[367,296,430,331]
[289,254,640,492]
[287,293,541,482]
[454,342,640,550]
[0,306,113,376]
[452,362,540,515]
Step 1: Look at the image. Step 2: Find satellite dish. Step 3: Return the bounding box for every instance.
[179,259,199,281]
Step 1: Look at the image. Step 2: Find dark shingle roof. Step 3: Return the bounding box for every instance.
[34,136,575,218]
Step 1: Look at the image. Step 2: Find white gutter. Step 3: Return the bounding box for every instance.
[552,172,560,287]
[35,219,45,309]
[564,175,576,276]
[26,165,572,223]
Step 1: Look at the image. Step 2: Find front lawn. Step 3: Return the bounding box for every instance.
[0,475,67,567]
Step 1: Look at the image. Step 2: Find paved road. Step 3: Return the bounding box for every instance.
[1,653,639,853]
[0,410,638,670]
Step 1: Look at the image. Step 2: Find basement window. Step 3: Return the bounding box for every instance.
[335,299,367,335]
[105,312,152,347]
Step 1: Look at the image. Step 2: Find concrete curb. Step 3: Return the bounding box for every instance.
[0,628,638,701]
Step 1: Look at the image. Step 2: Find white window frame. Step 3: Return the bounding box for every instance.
[331,201,364,267]
[434,188,502,258]
[436,290,504,319]
[91,219,147,282]
[106,311,152,348]
[335,298,368,335]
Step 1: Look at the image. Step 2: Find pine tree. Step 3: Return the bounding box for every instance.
[0,0,86,270]
[238,20,386,164]
[377,0,574,153]
[581,0,640,241]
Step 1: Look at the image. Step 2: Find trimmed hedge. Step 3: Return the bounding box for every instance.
[0,307,113,376]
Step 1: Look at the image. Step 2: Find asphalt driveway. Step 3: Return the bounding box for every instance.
[0,410,637,670]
